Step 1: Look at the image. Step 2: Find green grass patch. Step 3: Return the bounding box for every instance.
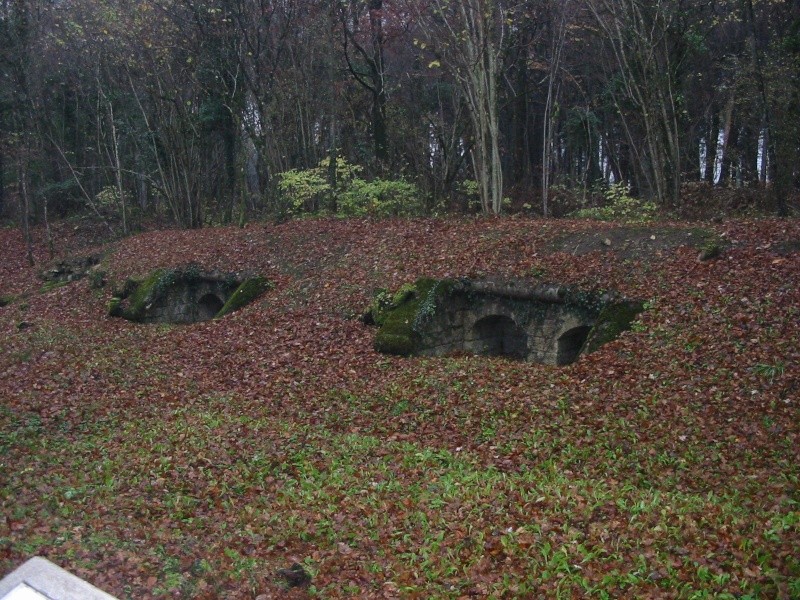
[2,394,795,598]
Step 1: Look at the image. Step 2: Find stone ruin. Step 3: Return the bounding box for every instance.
[109,266,269,324]
[367,278,643,366]
[40,254,103,284]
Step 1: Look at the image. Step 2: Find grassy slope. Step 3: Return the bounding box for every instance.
[0,217,798,599]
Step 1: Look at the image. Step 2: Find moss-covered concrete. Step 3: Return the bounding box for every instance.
[40,254,103,285]
[373,278,449,356]
[363,283,417,327]
[215,276,271,318]
[110,269,168,321]
[580,299,644,355]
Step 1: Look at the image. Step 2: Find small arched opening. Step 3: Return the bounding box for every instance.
[472,315,528,359]
[197,293,224,321]
[557,325,592,365]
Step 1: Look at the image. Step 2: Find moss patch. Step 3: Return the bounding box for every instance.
[373,278,450,356]
[110,269,168,321]
[0,295,13,308]
[581,299,645,355]
[39,281,70,294]
[363,283,418,327]
[107,296,122,317]
[215,276,271,318]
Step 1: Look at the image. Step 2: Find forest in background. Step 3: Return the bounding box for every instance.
[1,0,799,234]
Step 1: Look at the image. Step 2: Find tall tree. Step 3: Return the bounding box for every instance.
[541,0,572,216]
[744,0,795,216]
[337,0,390,167]
[1,0,37,261]
[584,0,685,207]
[412,0,506,214]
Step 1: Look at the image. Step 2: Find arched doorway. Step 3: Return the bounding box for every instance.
[197,293,224,321]
[557,325,592,365]
[471,315,528,359]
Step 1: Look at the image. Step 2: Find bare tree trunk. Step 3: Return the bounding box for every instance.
[0,148,5,217]
[717,94,736,185]
[744,0,787,216]
[542,1,570,217]
[242,130,261,209]
[18,155,34,266]
[134,145,149,211]
[328,116,338,213]
[368,0,388,166]
[340,0,389,167]
[586,0,681,206]
[461,0,502,213]
[737,124,758,185]
[43,190,54,259]
[702,109,718,183]
[101,85,128,234]
[414,0,505,214]
[509,23,531,186]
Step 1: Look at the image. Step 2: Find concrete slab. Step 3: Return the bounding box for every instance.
[0,558,117,600]
[4,583,49,600]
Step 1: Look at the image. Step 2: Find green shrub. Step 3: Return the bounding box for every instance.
[571,183,658,223]
[339,178,421,217]
[277,167,330,213]
[698,238,724,261]
[458,179,481,211]
[278,157,363,214]
[277,157,422,217]
[95,186,127,211]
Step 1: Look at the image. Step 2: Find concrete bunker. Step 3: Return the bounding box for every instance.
[367,278,643,365]
[109,266,270,324]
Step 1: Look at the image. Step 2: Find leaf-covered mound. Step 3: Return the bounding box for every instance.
[549,225,723,260]
[0,217,798,599]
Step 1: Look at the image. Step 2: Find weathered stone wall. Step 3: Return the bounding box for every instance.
[137,279,234,324]
[414,287,600,365]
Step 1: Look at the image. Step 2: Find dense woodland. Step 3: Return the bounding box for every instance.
[1,0,799,233]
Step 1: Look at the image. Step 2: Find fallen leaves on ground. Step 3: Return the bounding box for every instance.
[0,216,798,599]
